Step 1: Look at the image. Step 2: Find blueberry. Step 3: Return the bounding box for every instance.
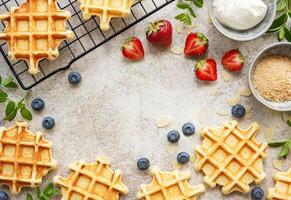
[177,152,190,164]
[137,157,150,171]
[68,72,82,85]
[251,187,265,200]
[0,191,9,200]
[167,130,180,143]
[42,116,55,129]
[31,98,45,111]
[231,104,246,118]
[182,122,195,136]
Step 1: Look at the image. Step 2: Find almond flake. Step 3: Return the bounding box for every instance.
[176,23,183,34]
[166,144,178,155]
[221,71,231,82]
[239,86,252,97]
[156,116,171,128]
[245,105,252,113]
[227,94,241,106]
[170,46,183,55]
[185,25,193,34]
[245,112,253,120]
[215,109,229,116]
[265,127,273,142]
[282,112,291,122]
[272,159,283,170]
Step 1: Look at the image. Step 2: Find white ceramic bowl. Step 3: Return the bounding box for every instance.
[249,42,291,112]
[208,0,276,41]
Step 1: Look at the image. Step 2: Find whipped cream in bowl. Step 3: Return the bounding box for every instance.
[208,0,276,41]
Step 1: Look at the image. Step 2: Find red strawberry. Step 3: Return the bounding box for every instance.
[195,59,217,81]
[146,20,172,47]
[184,32,209,56]
[221,49,245,71]
[122,37,144,60]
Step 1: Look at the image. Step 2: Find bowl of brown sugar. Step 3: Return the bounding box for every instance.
[249,42,291,112]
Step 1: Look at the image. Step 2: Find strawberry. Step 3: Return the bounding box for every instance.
[184,32,209,56]
[195,59,217,81]
[146,20,172,47]
[221,49,245,71]
[121,37,144,61]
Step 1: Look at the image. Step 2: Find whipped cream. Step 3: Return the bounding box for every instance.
[213,0,268,30]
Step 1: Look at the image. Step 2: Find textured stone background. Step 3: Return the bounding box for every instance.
[0,0,290,199]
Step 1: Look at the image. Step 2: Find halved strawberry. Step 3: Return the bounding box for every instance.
[122,37,144,60]
[146,20,172,47]
[184,32,209,56]
[221,49,244,71]
[195,59,217,81]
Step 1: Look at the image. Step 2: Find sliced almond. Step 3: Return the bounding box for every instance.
[245,112,253,120]
[221,70,231,82]
[166,144,178,155]
[176,23,183,34]
[170,46,183,55]
[156,116,171,128]
[216,109,229,116]
[185,25,193,34]
[265,127,273,142]
[227,94,241,106]
[239,86,252,97]
[282,112,291,122]
[272,159,283,170]
[245,105,252,113]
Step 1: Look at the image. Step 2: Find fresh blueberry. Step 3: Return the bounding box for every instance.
[42,116,55,129]
[137,157,150,171]
[0,191,9,200]
[231,104,246,118]
[251,187,265,200]
[68,72,82,85]
[182,122,195,136]
[31,98,45,111]
[167,130,180,143]
[177,152,190,164]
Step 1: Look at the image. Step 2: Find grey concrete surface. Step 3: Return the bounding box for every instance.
[0,1,290,199]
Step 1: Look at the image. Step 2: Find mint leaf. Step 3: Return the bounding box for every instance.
[175,13,192,25]
[193,0,203,8]
[284,27,291,41]
[0,92,8,103]
[279,142,290,159]
[5,101,17,121]
[26,193,33,200]
[278,28,285,40]
[267,13,288,33]
[276,0,287,11]
[20,107,32,120]
[2,76,17,88]
[268,141,287,147]
[177,3,196,18]
[0,75,2,84]
[287,120,291,127]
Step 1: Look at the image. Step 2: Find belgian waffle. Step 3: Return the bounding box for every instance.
[0,0,74,74]
[267,168,291,200]
[0,121,57,194]
[194,121,268,194]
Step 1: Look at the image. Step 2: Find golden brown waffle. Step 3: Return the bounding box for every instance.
[137,168,206,200]
[53,157,129,200]
[194,121,268,194]
[78,0,134,31]
[0,121,57,194]
[267,168,291,200]
[0,0,74,75]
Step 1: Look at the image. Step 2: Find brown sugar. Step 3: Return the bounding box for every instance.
[252,55,291,102]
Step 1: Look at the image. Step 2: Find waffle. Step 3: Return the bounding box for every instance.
[0,0,74,75]
[0,121,57,194]
[137,168,206,199]
[194,121,268,194]
[78,0,134,31]
[267,168,291,200]
[53,157,129,200]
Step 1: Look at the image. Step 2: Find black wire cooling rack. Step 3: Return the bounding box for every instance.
[0,0,175,90]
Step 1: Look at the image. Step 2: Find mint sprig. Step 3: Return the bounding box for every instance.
[268,121,291,159]
[268,0,291,41]
[0,75,32,121]
[26,183,59,200]
[175,0,203,25]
